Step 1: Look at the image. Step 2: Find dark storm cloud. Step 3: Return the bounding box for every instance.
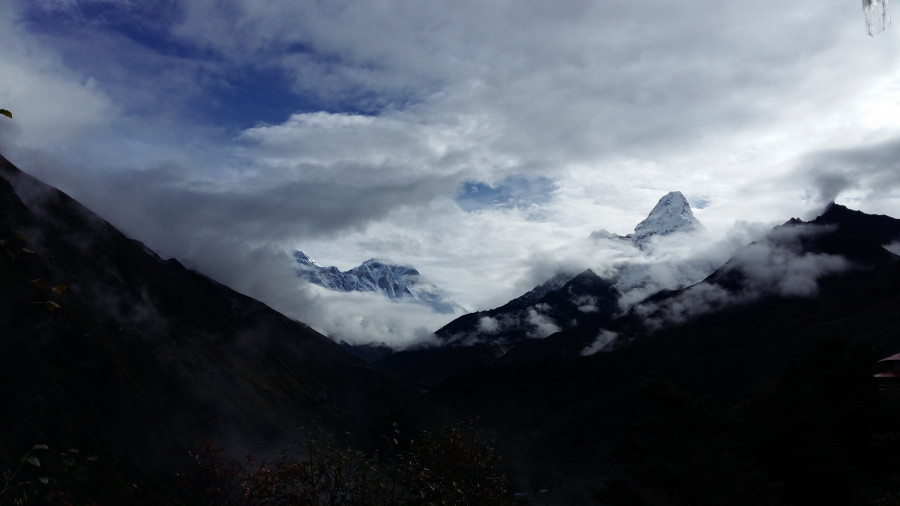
[798,136,900,205]
[53,161,457,256]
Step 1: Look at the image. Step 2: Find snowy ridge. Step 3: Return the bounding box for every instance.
[591,191,703,250]
[294,251,464,314]
[437,191,713,350]
[627,191,704,249]
[590,191,711,294]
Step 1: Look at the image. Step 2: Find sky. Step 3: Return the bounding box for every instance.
[1,0,900,347]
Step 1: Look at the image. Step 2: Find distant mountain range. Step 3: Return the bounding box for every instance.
[369,194,900,391]
[428,190,708,352]
[294,251,464,314]
[4,151,900,504]
[294,191,701,322]
[417,203,900,503]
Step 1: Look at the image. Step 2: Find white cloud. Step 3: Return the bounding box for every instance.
[0,12,118,150]
[3,0,900,346]
[162,233,457,348]
[477,316,501,335]
[582,330,618,356]
[292,287,454,349]
[525,304,561,339]
[634,223,855,328]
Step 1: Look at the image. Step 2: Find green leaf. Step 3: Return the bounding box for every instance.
[0,109,11,119]
[24,456,40,467]
[32,444,49,450]
[38,477,50,485]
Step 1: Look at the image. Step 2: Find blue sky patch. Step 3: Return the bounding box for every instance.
[196,64,322,129]
[18,2,365,131]
[22,0,184,54]
[456,176,557,213]
[689,195,712,210]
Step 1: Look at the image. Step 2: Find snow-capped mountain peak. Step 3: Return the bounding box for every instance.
[591,191,704,250]
[631,191,703,245]
[587,191,713,296]
[293,251,464,314]
[294,250,320,267]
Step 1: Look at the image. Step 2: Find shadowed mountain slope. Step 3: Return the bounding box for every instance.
[0,154,412,494]
[415,204,900,502]
[371,269,620,386]
[6,148,900,504]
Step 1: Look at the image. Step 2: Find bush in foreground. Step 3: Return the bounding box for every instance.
[174,422,513,506]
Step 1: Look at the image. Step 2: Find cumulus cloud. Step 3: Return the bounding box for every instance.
[609,223,774,309]
[525,304,562,339]
[0,14,118,150]
[292,287,454,349]
[442,301,566,347]
[477,316,501,335]
[728,226,850,297]
[572,294,601,313]
[158,233,457,349]
[581,330,618,356]
[3,0,900,348]
[634,223,854,329]
[797,136,900,211]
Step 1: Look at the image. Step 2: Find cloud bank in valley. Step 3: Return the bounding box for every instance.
[633,223,854,329]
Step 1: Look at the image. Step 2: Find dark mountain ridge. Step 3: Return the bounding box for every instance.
[0,154,412,496]
[368,201,900,389]
[438,269,620,346]
[371,269,621,386]
[501,202,900,364]
[416,203,900,502]
[812,201,900,262]
[436,191,709,352]
[6,148,900,504]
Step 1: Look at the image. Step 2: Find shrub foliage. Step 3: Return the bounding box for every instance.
[173,422,512,506]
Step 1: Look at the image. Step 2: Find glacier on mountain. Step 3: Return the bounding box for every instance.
[294,251,464,314]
